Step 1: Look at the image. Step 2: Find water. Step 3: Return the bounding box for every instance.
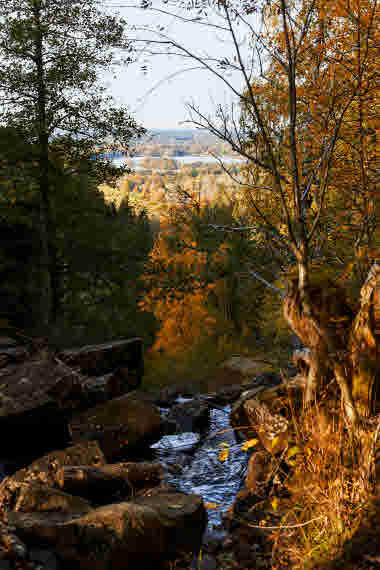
[151,405,248,529]
[111,155,245,170]
[0,401,249,531]
[151,432,200,451]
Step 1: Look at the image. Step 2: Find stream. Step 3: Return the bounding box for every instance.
[150,399,248,531]
[0,398,249,533]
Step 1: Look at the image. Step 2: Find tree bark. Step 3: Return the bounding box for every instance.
[285,263,379,425]
[32,0,53,331]
[350,263,380,416]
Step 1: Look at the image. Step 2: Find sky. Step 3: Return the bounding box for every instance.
[101,2,248,130]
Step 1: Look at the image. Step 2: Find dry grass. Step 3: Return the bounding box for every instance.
[271,399,380,569]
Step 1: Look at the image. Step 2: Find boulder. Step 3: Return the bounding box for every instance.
[133,486,207,561]
[205,385,243,407]
[155,381,204,407]
[59,338,143,378]
[245,451,277,495]
[0,339,145,458]
[0,441,105,513]
[0,357,91,457]
[166,398,210,433]
[0,357,90,418]
[5,487,207,570]
[221,357,269,379]
[0,520,28,561]
[104,367,141,398]
[69,395,163,461]
[12,482,92,515]
[56,462,164,502]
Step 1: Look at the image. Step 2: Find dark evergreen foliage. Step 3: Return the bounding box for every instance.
[0,127,157,346]
[0,0,145,329]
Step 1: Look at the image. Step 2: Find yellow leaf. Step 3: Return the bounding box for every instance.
[218,442,230,448]
[271,497,279,512]
[287,445,301,459]
[241,438,259,451]
[271,436,280,449]
[204,502,222,509]
[218,448,229,462]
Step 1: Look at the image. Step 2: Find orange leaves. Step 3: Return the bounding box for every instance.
[204,502,222,509]
[142,226,235,356]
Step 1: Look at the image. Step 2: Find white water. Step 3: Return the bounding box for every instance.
[151,405,248,530]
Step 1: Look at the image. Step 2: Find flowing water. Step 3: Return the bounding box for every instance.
[0,400,248,531]
[151,403,248,530]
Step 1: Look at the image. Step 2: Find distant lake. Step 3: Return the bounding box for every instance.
[111,155,245,170]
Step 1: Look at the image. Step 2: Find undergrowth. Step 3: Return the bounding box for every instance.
[141,331,290,392]
[271,398,380,569]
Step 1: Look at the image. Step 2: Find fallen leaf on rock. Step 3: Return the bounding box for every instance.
[241,438,259,451]
[287,445,301,459]
[271,436,280,449]
[204,502,222,509]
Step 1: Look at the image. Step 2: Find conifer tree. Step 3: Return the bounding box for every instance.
[0,0,144,330]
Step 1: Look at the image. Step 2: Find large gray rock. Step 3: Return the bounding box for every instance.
[11,482,92,515]
[59,338,143,378]
[166,398,210,433]
[55,462,164,503]
[69,395,163,461]
[0,351,108,459]
[0,357,83,456]
[0,441,105,514]
[0,339,144,458]
[5,487,207,570]
[221,357,268,379]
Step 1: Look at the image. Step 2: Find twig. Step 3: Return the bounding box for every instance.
[233,514,325,530]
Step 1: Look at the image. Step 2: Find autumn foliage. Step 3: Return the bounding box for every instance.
[140,218,235,356]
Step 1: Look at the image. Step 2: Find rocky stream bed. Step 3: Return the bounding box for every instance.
[0,334,298,569]
[5,335,377,569]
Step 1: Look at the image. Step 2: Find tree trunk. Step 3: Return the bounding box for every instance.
[33,0,53,331]
[284,263,379,425]
[350,263,380,416]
